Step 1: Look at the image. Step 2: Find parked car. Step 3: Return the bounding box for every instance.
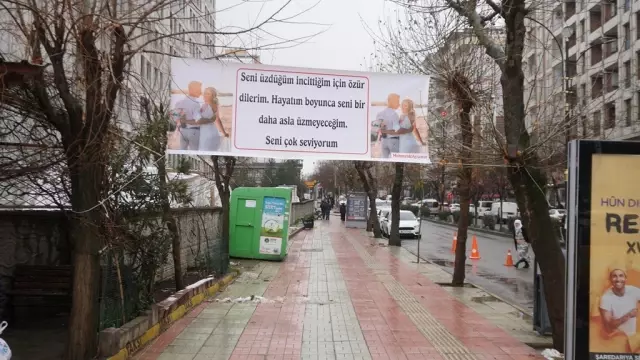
[449,203,460,212]
[549,208,566,221]
[377,207,391,230]
[489,201,519,224]
[380,210,421,238]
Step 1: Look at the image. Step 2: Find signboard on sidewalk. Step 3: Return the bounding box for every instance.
[259,197,286,255]
[346,193,368,229]
[565,140,640,360]
[168,58,431,163]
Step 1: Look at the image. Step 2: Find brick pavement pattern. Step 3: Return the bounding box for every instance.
[135,220,543,360]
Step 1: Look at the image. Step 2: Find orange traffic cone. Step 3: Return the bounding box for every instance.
[469,235,481,260]
[451,231,457,253]
[504,249,514,266]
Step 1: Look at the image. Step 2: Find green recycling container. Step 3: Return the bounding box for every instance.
[229,187,293,260]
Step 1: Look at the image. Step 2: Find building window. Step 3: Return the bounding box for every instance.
[624,0,631,11]
[604,102,616,129]
[581,116,588,137]
[624,24,631,50]
[625,99,632,126]
[625,61,631,87]
[593,110,602,136]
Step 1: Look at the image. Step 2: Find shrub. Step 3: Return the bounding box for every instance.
[420,205,431,218]
[437,210,452,222]
[400,204,420,216]
[452,210,473,225]
[482,213,496,229]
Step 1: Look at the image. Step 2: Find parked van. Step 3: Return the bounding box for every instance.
[477,201,493,216]
[490,201,519,224]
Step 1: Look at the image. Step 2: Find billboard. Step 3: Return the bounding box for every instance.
[565,141,640,360]
[168,58,431,163]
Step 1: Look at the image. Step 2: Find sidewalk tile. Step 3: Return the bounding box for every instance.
[136,220,545,360]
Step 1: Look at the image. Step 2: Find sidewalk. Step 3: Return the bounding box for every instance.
[134,219,544,360]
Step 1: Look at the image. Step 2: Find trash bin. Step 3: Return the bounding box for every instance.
[533,249,566,335]
[229,187,293,260]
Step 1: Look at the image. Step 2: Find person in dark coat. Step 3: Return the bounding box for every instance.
[320,200,330,220]
[340,203,346,221]
[512,219,531,269]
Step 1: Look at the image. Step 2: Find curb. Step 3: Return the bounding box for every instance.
[289,226,304,238]
[404,245,533,316]
[105,269,241,360]
[422,217,511,239]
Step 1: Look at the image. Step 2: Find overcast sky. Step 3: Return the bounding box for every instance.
[217,0,393,175]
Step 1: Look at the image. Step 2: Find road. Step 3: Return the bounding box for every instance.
[402,220,536,315]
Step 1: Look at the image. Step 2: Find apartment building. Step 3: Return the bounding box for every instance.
[0,0,220,207]
[426,29,504,163]
[524,0,640,142]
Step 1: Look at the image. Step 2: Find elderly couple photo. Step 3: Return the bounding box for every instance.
[169,80,231,152]
[371,93,429,159]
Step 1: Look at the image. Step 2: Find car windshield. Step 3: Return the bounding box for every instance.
[400,211,416,220]
[557,209,566,214]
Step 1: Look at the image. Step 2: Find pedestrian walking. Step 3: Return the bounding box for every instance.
[340,202,346,221]
[320,200,330,220]
[512,219,530,269]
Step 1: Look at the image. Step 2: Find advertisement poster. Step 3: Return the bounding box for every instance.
[589,154,640,358]
[168,58,431,163]
[259,197,286,255]
[347,195,367,221]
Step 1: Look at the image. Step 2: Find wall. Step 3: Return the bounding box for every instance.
[290,200,314,224]
[156,207,222,281]
[0,207,222,280]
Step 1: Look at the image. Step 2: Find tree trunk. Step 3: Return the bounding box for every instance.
[500,5,565,348]
[144,101,185,291]
[212,156,235,276]
[389,163,404,246]
[452,89,474,286]
[354,162,382,237]
[158,157,184,290]
[66,164,103,360]
[219,189,230,275]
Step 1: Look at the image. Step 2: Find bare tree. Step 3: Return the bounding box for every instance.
[387,0,566,348]
[354,161,382,237]
[388,163,404,246]
[0,0,319,356]
[210,156,235,276]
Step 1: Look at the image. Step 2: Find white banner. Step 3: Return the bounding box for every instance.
[168,58,431,163]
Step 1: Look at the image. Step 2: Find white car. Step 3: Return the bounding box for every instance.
[450,203,460,212]
[380,210,421,238]
[377,207,391,230]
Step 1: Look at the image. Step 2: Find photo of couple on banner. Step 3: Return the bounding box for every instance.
[370,93,429,161]
[169,81,232,152]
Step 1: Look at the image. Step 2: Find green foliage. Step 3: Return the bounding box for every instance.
[482,213,496,229]
[400,204,420,216]
[437,210,451,221]
[176,157,192,174]
[452,210,473,225]
[99,107,191,330]
[420,205,431,217]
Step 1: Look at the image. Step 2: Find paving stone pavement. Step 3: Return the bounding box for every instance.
[135,220,545,360]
